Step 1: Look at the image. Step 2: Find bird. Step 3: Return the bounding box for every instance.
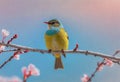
[44,19,69,69]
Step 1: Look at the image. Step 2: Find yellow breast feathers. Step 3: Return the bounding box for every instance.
[45,28,69,51]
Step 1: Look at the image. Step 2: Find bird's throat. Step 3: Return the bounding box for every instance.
[46,28,60,35]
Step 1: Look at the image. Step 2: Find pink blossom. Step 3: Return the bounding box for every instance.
[22,64,40,80]
[13,50,29,60]
[0,76,22,82]
[1,29,9,38]
[22,67,29,80]
[14,54,20,60]
[13,51,22,60]
[22,67,27,75]
[28,64,40,76]
[0,45,5,52]
[81,74,89,82]
[97,63,104,71]
[105,58,114,67]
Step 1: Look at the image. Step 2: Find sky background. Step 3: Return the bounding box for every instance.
[0,0,120,82]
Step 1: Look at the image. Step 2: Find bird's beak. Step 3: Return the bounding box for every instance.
[44,22,51,29]
[44,22,49,24]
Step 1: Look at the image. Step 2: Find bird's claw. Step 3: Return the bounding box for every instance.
[61,49,66,58]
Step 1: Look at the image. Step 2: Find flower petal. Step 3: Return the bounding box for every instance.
[81,74,89,82]
[1,29,9,38]
[105,58,114,67]
[28,64,40,76]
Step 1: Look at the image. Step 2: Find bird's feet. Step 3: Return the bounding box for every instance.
[48,49,52,53]
[61,49,66,58]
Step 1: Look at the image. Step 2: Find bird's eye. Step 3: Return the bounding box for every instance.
[51,22,55,24]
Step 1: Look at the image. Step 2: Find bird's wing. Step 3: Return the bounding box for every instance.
[61,28,69,40]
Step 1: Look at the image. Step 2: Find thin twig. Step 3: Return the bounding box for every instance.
[0,50,22,69]
[23,78,26,82]
[88,60,105,82]
[7,34,18,44]
[113,50,120,56]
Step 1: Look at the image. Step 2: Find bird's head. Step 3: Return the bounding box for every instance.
[44,19,62,29]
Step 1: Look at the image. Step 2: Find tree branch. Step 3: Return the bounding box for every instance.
[0,42,120,62]
[1,49,18,53]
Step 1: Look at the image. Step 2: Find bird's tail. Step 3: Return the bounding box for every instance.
[54,54,63,69]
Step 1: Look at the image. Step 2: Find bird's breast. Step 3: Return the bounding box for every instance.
[44,28,69,50]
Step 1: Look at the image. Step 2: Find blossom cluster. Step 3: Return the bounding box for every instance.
[22,64,40,80]
[0,29,40,82]
[81,58,114,82]
[0,29,9,52]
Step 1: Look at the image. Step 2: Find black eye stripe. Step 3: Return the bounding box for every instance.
[48,22,54,24]
[52,22,55,24]
[51,22,58,24]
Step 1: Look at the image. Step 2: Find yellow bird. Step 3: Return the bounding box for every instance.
[44,19,69,69]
